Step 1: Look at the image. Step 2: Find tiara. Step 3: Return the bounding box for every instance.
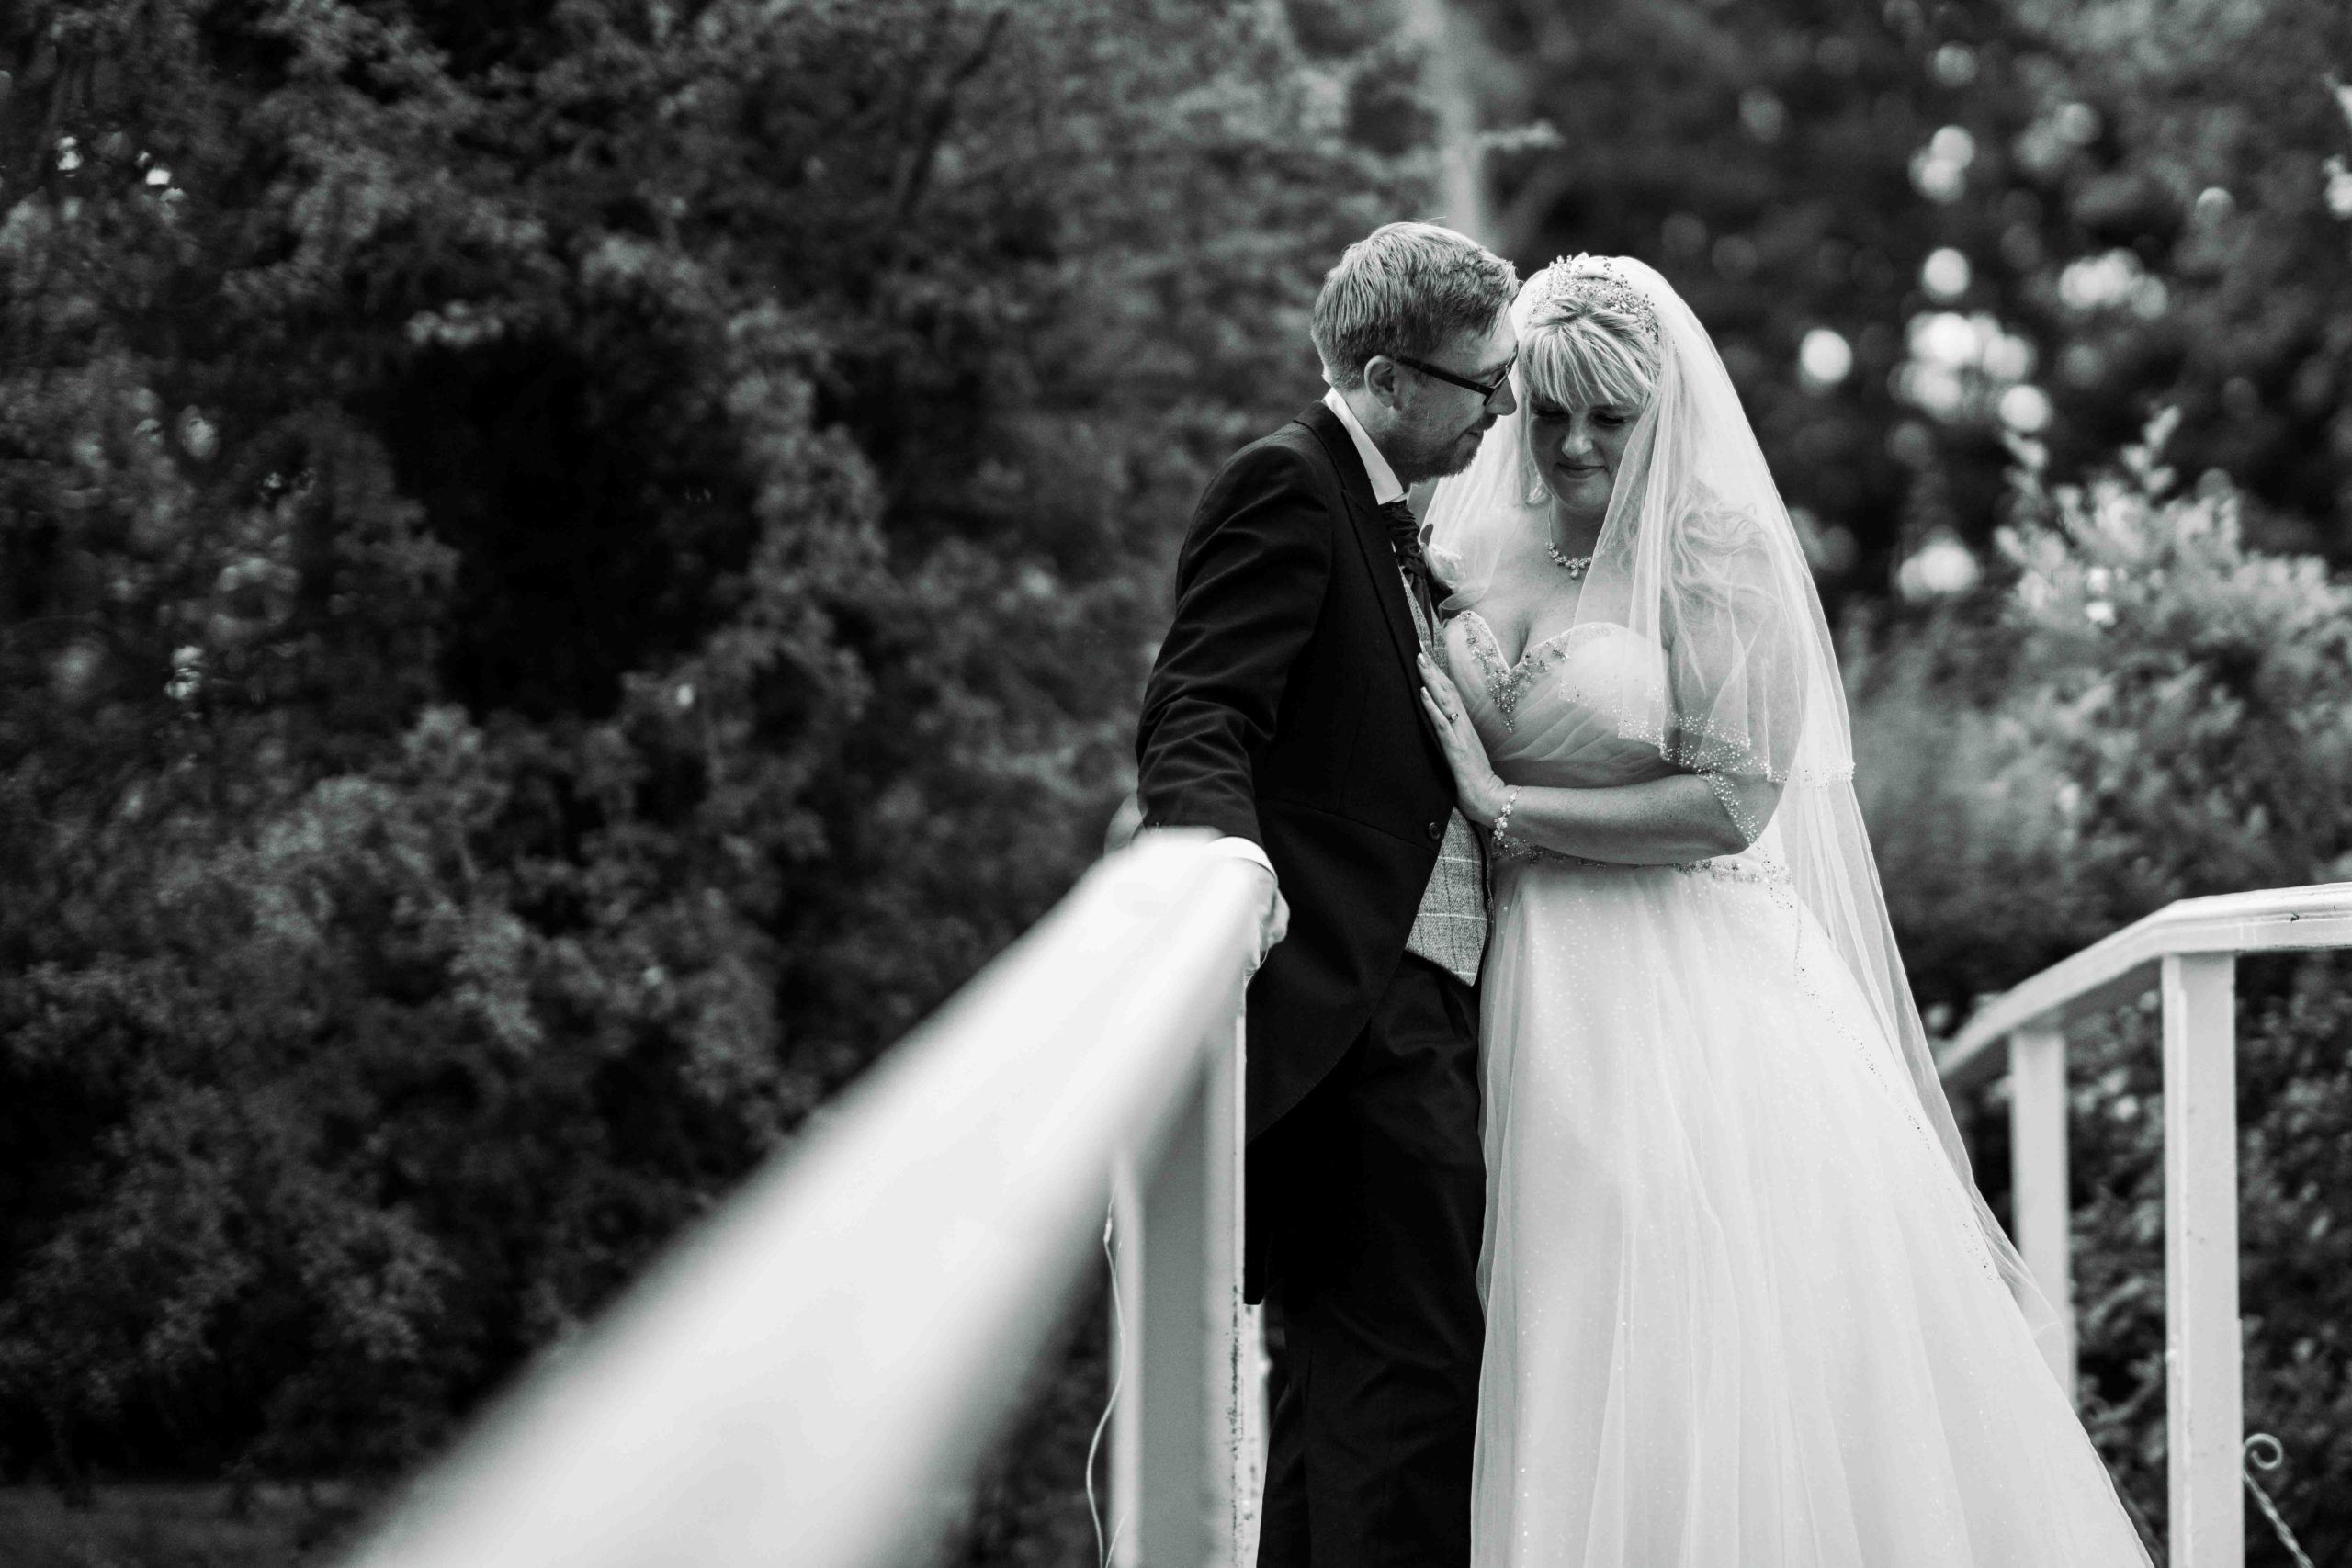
[1532,254,1659,345]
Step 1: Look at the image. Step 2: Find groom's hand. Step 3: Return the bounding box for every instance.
[1195,833,1289,972]
[1129,828,1291,972]
[1250,870,1292,973]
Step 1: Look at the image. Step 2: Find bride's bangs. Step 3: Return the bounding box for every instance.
[1521,316,1657,412]
[1515,316,1659,499]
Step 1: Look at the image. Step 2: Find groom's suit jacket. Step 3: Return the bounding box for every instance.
[1136,400,1464,1147]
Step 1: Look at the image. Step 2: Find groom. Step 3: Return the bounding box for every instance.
[1134,222,1519,1568]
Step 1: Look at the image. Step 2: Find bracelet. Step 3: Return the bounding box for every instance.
[1488,783,1521,848]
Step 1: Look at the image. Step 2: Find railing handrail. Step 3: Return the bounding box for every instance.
[1936,880,2352,1088]
[1932,877,2352,1568]
[340,832,1262,1568]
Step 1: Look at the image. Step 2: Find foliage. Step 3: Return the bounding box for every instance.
[1852,415,2352,1556]
[1993,416,2352,908]
[0,0,1419,1488]
[1453,0,2352,604]
[0,1479,345,1567]
[1857,413,2352,1015]
[2004,0,2352,546]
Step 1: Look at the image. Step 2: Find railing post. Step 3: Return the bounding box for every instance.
[2161,952,2243,1568]
[1115,999,1254,1568]
[2007,1026,2076,1399]
[1134,1068,1212,1568]
[1208,1008,1264,1567]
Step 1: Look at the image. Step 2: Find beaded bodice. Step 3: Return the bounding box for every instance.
[1444,612,1680,789]
[1444,610,1790,879]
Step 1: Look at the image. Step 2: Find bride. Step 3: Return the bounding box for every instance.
[1410,255,2153,1565]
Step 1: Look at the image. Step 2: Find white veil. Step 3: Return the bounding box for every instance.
[1427,256,2062,1354]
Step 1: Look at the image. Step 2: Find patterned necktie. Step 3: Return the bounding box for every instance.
[1379,498,1437,625]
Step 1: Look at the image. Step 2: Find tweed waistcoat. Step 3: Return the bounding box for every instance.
[1399,570,1487,986]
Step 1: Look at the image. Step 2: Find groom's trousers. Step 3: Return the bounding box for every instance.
[1255,953,1485,1568]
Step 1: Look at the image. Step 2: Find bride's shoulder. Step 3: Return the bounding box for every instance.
[1666,486,1792,612]
[1675,483,1770,555]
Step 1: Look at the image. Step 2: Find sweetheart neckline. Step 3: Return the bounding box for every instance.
[1456,609,1611,678]
[1451,612,1632,734]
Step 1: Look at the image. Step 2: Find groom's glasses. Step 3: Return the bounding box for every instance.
[1393,352,1517,405]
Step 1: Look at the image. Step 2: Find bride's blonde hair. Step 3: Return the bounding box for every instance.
[1516,301,1661,502]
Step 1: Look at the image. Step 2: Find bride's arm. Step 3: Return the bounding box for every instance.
[1475,773,1760,865]
[1416,653,1777,864]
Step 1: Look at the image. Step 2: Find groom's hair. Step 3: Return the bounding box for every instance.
[1313,222,1519,391]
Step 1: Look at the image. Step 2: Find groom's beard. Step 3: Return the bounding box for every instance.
[1394,421,1492,487]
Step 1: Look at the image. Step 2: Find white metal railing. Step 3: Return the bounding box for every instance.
[337,832,1267,1568]
[1936,881,2352,1568]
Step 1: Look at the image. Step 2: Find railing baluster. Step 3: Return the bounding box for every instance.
[2008,1025,2076,1399]
[2161,952,2244,1568]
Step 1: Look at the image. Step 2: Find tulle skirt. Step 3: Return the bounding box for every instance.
[1473,851,2151,1567]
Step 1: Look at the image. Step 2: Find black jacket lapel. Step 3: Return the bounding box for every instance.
[1296,402,1423,690]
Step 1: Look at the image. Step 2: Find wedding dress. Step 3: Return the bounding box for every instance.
[1444,610,2150,1565]
[1419,255,2152,1565]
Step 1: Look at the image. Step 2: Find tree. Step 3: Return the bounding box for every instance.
[1447,0,2352,611]
[2000,0,2352,556]
[0,0,1426,1491]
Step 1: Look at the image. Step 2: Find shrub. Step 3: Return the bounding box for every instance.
[1854,414,2352,1554]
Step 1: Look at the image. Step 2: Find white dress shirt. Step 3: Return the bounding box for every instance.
[1323,387,1407,505]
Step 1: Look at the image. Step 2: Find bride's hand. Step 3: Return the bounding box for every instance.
[1417,652,1510,828]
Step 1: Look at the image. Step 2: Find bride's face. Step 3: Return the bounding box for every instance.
[1529,394,1639,522]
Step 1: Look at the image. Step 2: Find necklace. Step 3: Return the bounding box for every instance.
[1546,540,1595,577]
